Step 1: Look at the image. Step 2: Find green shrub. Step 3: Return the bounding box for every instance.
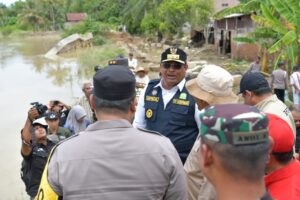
[62,17,113,38]
[0,25,17,36]
[77,43,126,79]
[93,35,106,46]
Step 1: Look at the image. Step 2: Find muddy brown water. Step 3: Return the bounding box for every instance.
[0,36,88,199]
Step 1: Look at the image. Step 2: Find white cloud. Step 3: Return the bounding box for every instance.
[0,0,22,6]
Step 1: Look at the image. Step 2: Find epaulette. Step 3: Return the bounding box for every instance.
[46,133,79,160]
[56,133,79,146]
[137,127,162,136]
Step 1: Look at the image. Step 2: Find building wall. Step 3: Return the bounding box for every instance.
[214,0,240,13]
[231,42,259,61]
[213,14,259,61]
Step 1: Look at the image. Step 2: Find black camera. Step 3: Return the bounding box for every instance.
[30,102,48,116]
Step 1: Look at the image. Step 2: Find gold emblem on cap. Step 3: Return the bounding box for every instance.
[109,60,117,65]
[170,47,177,54]
[146,109,153,118]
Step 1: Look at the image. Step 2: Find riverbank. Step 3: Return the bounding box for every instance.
[1,30,251,77]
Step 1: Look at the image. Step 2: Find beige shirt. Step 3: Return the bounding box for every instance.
[256,94,296,136]
[78,95,94,123]
[47,119,187,199]
[184,139,217,200]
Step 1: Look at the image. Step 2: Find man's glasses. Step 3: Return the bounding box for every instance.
[162,62,183,70]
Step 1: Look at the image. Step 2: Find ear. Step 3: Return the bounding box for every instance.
[200,143,214,167]
[130,97,137,113]
[159,63,163,72]
[184,64,188,70]
[267,136,274,164]
[90,94,95,111]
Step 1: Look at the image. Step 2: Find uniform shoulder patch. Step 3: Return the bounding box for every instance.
[137,127,162,136]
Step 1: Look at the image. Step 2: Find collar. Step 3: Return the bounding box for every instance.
[255,94,277,109]
[154,78,186,92]
[265,159,300,187]
[85,119,132,132]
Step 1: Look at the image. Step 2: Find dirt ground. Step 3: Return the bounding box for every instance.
[106,31,250,78]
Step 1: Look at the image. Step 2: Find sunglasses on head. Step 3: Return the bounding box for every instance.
[162,62,184,69]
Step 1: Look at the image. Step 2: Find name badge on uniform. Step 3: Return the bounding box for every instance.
[173,99,190,106]
[146,96,159,102]
[146,109,153,118]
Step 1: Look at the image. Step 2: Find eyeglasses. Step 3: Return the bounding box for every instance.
[162,62,183,70]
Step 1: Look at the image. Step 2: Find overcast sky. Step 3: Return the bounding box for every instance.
[0,0,21,6]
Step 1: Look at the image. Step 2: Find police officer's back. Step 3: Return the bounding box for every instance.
[36,64,187,199]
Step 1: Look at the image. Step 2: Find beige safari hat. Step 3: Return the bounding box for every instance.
[135,67,146,73]
[186,65,238,105]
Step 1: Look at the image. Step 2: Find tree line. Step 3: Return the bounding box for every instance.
[0,0,214,38]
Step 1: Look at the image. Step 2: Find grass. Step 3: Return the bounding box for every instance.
[77,41,126,79]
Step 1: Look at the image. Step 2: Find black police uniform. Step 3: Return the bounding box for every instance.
[21,140,55,198]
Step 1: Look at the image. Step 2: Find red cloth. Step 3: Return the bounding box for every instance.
[265,159,300,200]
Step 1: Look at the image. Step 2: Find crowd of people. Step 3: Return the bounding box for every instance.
[20,47,300,200]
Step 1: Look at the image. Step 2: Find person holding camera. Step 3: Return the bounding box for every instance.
[20,107,55,199]
[49,100,71,127]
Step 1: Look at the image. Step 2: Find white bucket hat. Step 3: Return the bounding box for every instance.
[186,65,238,105]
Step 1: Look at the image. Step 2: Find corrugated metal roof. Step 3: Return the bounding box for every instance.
[223,13,245,19]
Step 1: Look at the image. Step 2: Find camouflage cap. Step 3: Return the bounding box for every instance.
[200,104,269,145]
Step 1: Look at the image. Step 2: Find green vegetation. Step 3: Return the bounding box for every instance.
[77,43,126,79]
[62,17,112,45]
[215,0,300,72]
[0,0,214,41]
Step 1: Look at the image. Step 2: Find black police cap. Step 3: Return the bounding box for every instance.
[161,47,187,64]
[239,72,270,94]
[93,65,136,101]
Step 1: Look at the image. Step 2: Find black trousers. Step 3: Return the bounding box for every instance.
[274,89,285,102]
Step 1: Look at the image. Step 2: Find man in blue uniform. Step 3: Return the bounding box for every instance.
[134,47,200,163]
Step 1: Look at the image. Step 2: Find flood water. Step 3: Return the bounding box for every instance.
[0,35,89,199]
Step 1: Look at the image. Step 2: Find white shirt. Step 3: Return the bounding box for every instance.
[135,75,150,85]
[133,79,201,129]
[290,71,300,93]
[128,58,138,69]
